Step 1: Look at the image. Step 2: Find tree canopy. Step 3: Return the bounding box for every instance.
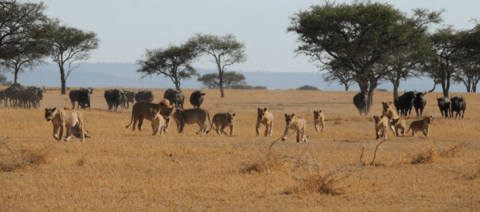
[197,71,246,89]
[136,44,198,90]
[288,1,442,113]
[187,33,246,98]
[0,1,54,83]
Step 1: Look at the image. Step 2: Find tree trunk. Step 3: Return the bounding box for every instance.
[392,78,400,101]
[58,63,67,95]
[219,71,224,98]
[14,71,18,84]
[344,83,349,91]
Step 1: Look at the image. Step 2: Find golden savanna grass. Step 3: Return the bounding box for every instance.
[1,86,480,211]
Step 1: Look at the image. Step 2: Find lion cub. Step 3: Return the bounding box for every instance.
[206,112,236,136]
[313,110,325,132]
[373,115,389,140]
[381,101,399,136]
[281,114,309,143]
[256,108,274,137]
[406,116,434,137]
[391,117,406,136]
[150,108,166,136]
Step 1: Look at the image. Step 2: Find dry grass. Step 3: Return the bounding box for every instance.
[1,86,480,211]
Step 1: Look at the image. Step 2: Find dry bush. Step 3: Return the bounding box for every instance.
[286,165,360,196]
[410,144,464,165]
[241,137,361,196]
[0,138,50,172]
[333,116,342,125]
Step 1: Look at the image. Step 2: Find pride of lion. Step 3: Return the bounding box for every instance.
[42,92,438,142]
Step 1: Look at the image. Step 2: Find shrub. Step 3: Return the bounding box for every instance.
[296,85,319,91]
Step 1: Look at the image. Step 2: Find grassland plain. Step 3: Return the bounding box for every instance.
[0,86,479,211]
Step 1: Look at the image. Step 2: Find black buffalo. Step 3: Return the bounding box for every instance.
[164,88,185,109]
[353,91,368,115]
[3,84,44,108]
[450,96,466,119]
[123,90,136,109]
[394,90,416,117]
[189,90,205,108]
[413,92,427,117]
[104,89,123,111]
[135,90,154,103]
[436,96,450,118]
[69,87,93,109]
[4,83,23,107]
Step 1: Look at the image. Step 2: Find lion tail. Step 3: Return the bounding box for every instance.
[205,112,214,134]
[125,109,135,129]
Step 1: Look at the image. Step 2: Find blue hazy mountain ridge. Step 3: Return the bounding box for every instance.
[6,63,464,92]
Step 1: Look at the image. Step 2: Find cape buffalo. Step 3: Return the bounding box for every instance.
[69,87,93,109]
[164,88,185,109]
[104,89,122,111]
[353,91,368,115]
[436,96,450,118]
[413,92,427,117]
[135,90,154,103]
[394,90,416,117]
[190,90,205,108]
[123,90,136,109]
[450,96,466,119]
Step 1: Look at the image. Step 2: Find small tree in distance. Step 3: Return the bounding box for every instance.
[188,33,247,98]
[197,71,246,89]
[297,85,319,91]
[137,44,199,90]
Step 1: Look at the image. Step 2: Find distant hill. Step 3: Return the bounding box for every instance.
[3,62,465,92]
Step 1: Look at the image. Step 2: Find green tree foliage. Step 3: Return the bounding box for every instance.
[322,67,355,91]
[137,44,198,90]
[296,85,319,91]
[0,1,54,83]
[197,71,246,89]
[50,25,99,94]
[187,33,247,98]
[0,72,12,85]
[288,1,442,113]
[422,27,464,97]
[452,54,480,92]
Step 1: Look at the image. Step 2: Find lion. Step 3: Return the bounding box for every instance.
[171,107,212,135]
[373,115,389,140]
[313,110,325,132]
[256,108,274,137]
[406,116,434,137]
[381,101,399,135]
[44,107,86,142]
[150,108,166,136]
[281,114,309,143]
[125,99,174,132]
[391,117,406,137]
[206,112,236,136]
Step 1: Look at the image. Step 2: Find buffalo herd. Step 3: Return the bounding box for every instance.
[0,83,45,108]
[353,90,466,119]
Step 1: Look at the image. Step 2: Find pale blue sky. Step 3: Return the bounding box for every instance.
[33,0,479,73]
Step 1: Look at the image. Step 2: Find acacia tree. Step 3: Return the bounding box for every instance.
[322,66,355,91]
[187,33,246,98]
[422,26,463,97]
[136,44,198,90]
[0,1,53,82]
[287,1,441,113]
[50,25,99,94]
[383,34,429,100]
[197,71,246,89]
[452,55,480,92]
